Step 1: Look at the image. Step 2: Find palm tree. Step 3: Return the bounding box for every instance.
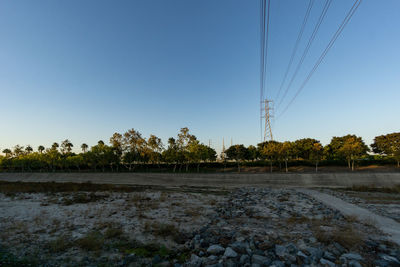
[13,145,24,156]
[38,145,45,154]
[25,145,33,154]
[66,142,73,152]
[61,139,73,154]
[51,142,59,150]
[2,148,12,157]
[81,143,88,153]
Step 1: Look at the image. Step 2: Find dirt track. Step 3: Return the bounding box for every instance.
[1,172,400,188]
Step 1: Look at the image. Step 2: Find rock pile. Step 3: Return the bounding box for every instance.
[178,188,400,267]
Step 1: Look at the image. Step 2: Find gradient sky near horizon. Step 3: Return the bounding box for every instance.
[1,0,399,153]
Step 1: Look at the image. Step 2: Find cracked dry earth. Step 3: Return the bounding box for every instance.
[0,187,399,267]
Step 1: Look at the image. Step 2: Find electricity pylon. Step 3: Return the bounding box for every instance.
[262,99,274,141]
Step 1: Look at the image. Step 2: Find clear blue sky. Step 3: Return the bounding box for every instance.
[1,0,399,153]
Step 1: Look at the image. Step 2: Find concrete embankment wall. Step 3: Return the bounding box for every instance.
[0,172,400,188]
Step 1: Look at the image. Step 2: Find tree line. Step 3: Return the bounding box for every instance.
[1,129,399,172]
[0,128,216,172]
[224,133,400,172]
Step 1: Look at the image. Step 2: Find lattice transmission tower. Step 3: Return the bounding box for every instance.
[261,99,274,141]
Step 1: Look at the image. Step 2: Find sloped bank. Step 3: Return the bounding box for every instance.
[0,172,400,188]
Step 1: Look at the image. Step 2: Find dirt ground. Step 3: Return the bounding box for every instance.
[0,182,399,266]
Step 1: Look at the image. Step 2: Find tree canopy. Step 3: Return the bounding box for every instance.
[0,131,398,172]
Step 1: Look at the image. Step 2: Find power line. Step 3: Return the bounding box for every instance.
[259,0,271,141]
[275,0,315,102]
[276,0,332,111]
[259,0,265,141]
[264,0,271,98]
[277,0,362,118]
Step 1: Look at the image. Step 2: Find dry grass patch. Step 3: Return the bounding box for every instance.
[76,231,105,251]
[130,192,150,202]
[130,193,160,211]
[144,222,177,237]
[0,181,154,194]
[184,208,201,217]
[344,215,358,223]
[47,235,72,253]
[312,223,364,250]
[346,185,400,194]
[105,226,124,239]
[278,195,290,202]
[209,199,217,206]
[159,192,168,202]
[286,216,310,224]
[61,192,105,205]
[9,220,30,236]
[143,221,187,243]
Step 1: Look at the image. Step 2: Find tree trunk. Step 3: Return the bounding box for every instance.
[397,160,399,168]
[348,159,351,169]
[237,161,240,173]
[270,160,273,173]
[173,164,177,173]
[352,160,355,171]
[186,163,189,172]
[285,160,288,173]
[197,163,200,173]
[315,161,318,173]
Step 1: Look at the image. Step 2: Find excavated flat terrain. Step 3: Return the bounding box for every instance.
[0,185,399,266]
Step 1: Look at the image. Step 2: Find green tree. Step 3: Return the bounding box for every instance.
[247,145,259,161]
[293,138,320,160]
[38,145,45,154]
[61,139,73,154]
[25,145,33,154]
[280,141,294,173]
[206,146,217,162]
[123,129,147,167]
[338,136,369,171]
[176,127,196,171]
[109,133,124,170]
[371,132,400,167]
[261,141,281,172]
[66,154,84,171]
[147,134,163,165]
[45,148,61,171]
[81,143,89,153]
[51,142,59,151]
[2,148,12,157]
[310,142,323,172]
[162,137,178,172]
[90,142,115,172]
[188,141,212,172]
[325,135,366,162]
[13,145,24,157]
[225,144,248,172]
